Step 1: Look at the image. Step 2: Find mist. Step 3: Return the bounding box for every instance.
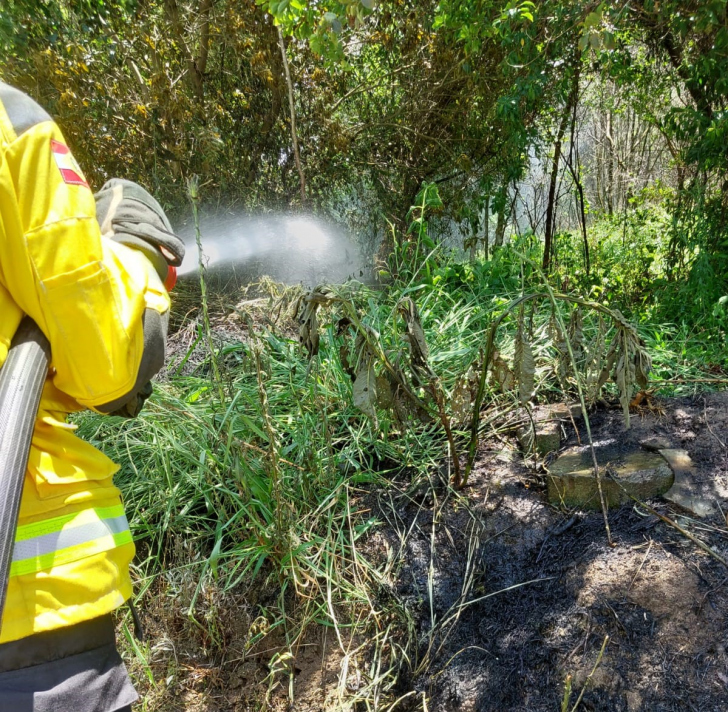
[175,212,370,287]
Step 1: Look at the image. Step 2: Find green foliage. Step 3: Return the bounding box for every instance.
[258,0,374,60]
[0,0,584,222]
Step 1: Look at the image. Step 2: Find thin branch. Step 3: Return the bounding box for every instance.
[277,27,306,203]
[330,62,417,113]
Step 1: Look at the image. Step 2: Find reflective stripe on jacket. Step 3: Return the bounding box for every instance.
[11,504,132,578]
[0,82,169,644]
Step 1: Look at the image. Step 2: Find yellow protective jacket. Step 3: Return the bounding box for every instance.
[0,83,170,644]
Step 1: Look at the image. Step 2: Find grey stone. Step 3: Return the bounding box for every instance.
[549,403,583,422]
[659,448,716,518]
[516,403,581,456]
[517,420,561,456]
[640,436,673,452]
[547,443,674,509]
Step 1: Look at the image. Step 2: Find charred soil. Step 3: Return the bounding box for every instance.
[373,392,728,711]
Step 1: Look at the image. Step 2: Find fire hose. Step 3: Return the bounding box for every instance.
[0,318,51,621]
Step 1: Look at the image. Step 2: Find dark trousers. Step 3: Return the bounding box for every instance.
[0,615,138,711]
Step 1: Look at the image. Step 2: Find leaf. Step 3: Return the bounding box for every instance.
[296,286,333,359]
[397,297,433,385]
[514,322,535,405]
[549,314,570,383]
[585,315,607,401]
[491,350,515,393]
[298,301,320,358]
[614,330,637,428]
[187,386,209,403]
[375,373,394,410]
[360,0,374,9]
[324,11,337,22]
[208,530,223,580]
[339,338,355,379]
[450,364,478,424]
[583,11,601,29]
[597,336,619,391]
[615,350,631,428]
[634,345,651,390]
[414,182,443,210]
[568,306,584,366]
[353,356,377,424]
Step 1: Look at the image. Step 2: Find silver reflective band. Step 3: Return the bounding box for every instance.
[12,515,130,562]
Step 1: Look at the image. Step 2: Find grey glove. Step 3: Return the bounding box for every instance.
[109,380,153,418]
[94,178,185,282]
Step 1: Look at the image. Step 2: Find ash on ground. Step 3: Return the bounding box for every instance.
[368,393,728,711]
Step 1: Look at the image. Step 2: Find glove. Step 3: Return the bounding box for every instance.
[94,178,185,285]
[108,380,153,418]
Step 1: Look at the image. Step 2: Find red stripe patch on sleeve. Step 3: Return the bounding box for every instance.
[50,139,89,188]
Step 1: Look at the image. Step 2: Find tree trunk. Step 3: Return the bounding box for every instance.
[483,194,490,259]
[277,27,306,204]
[469,194,491,260]
[543,111,570,271]
[196,0,213,79]
[660,27,713,121]
[543,60,580,273]
[494,192,507,248]
[564,99,589,274]
[606,110,614,215]
[495,188,518,248]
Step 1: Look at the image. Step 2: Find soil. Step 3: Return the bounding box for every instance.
[375,392,728,712]
[126,390,728,711]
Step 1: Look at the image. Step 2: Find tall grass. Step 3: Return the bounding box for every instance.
[76,276,497,704]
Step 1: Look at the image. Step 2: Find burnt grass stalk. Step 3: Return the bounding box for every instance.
[72,233,726,708]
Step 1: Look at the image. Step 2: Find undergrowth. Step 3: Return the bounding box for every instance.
[73,196,727,710]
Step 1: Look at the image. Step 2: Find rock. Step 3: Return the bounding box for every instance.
[517,420,561,456]
[516,403,581,456]
[659,448,716,518]
[659,448,693,469]
[549,403,583,421]
[641,436,673,452]
[547,442,673,509]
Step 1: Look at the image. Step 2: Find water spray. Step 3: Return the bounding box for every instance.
[176,212,368,287]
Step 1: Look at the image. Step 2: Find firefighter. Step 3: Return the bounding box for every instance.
[0,81,184,711]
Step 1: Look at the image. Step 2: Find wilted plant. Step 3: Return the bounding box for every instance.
[293,275,652,491]
[465,291,652,484]
[292,286,469,481]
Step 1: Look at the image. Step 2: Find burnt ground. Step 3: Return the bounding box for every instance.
[370,392,728,712]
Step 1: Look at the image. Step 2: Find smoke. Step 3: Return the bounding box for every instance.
[175,212,369,286]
